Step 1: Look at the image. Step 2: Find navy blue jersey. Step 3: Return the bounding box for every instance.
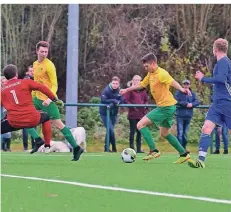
[201,56,231,102]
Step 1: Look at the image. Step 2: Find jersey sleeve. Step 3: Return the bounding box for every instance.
[46,62,58,95]
[201,61,229,84]
[159,71,174,85]
[25,80,56,100]
[140,73,150,88]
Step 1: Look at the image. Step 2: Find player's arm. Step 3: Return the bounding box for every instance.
[159,71,191,95]
[46,62,58,95]
[26,80,57,102]
[171,80,187,93]
[197,61,229,84]
[120,73,149,95]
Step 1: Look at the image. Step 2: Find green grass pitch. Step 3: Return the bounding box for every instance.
[1,152,231,212]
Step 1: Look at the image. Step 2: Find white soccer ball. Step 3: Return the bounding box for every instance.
[121,148,136,163]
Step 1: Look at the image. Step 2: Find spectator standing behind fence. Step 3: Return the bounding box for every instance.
[124,75,148,153]
[1,76,12,151]
[99,76,123,152]
[213,125,229,154]
[174,80,200,149]
[22,65,35,151]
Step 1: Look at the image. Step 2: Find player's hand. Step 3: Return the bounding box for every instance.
[195,71,204,81]
[119,89,127,95]
[187,103,193,108]
[181,88,192,96]
[42,98,52,106]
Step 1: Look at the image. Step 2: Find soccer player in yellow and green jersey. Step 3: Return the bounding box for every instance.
[30,41,83,161]
[120,53,191,164]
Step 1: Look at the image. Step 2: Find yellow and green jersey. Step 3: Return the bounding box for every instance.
[33,58,58,101]
[140,67,177,107]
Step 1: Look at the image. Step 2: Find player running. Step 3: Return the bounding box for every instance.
[188,38,231,168]
[28,40,83,161]
[1,64,60,154]
[120,53,191,163]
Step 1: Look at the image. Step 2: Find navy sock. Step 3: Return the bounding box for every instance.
[198,133,211,161]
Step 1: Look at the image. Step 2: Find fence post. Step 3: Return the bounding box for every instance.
[106,105,110,152]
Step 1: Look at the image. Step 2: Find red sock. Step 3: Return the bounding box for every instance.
[42,120,52,146]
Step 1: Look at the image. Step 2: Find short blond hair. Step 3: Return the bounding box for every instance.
[132,75,142,81]
[213,38,229,53]
[127,75,142,87]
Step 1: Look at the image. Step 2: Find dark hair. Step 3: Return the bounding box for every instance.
[112,76,120,82]
[3,64,18,80]
[36,41,50,51]
[141,53,157,64]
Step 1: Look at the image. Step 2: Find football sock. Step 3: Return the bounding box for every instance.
[27,128,41,139]
[198,133,211,161]
[139,127,155,151]
[61,126,78,148]
[164,134,185,154]
[42,120,52,146]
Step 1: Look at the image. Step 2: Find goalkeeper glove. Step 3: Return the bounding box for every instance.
[53,98,64,108]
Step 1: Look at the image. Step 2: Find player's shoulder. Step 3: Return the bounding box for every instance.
[33,60,38,66]
[158,67,171,77]
[20,78,31,85]
[158,67,168,74]
[45,58,55,66]
[218,56,231,65]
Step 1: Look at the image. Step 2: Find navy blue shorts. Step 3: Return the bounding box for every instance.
[206,101,231,129]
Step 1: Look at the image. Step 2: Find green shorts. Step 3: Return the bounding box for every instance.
[33,97,60,120]
[146,105,176,128]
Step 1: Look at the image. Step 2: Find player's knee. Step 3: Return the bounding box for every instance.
[160,131,169,137]
[137,121,145,130]
[51,119,65,130]
[201,125,212,135]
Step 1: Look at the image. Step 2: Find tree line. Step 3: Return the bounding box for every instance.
[1,4,231,103]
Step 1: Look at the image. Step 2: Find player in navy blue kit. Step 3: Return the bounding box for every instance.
[188,38,231,168]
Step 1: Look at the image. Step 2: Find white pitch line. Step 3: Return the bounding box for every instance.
[0,153,169,158]
[1,174,231,205]
[1,154,103,157]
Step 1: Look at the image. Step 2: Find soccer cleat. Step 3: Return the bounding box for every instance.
[188,159,205,168]
[30,140,44,154]
[143,150,160,161]
[173,153,190,164]
[72,146,84,161]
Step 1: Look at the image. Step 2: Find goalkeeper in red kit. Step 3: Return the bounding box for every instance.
[1,64,63,154]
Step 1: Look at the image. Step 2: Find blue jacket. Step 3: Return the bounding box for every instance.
[99,84,123,116]
[174,90,199,118]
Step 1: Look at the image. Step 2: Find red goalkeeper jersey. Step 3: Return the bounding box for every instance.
[1,78,55,128]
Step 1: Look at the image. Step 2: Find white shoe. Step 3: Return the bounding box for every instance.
[44,147,51,154]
